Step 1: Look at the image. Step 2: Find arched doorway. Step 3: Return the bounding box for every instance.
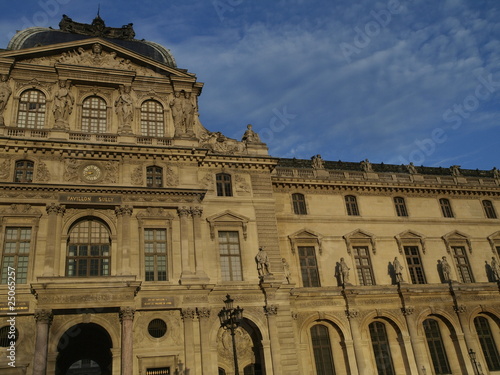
[56,323,112,375]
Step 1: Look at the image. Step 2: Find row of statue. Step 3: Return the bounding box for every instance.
[254,246,500,285]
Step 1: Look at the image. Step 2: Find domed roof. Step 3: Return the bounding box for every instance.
[7,15,176,67]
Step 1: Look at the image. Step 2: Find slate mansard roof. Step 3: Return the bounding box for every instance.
[7,14,176,67]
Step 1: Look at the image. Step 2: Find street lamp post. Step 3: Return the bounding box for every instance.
[469,349,484,375]
[218,294,244,375]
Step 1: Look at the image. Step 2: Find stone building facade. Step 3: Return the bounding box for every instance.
[0,15,499,375]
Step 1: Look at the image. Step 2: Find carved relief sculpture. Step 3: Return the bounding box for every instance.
[282,258,291,284]
[53,80,74,129]
[170,91,196,138]
[0,74,12,126]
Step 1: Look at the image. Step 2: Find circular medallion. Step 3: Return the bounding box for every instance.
[82,164,102,182]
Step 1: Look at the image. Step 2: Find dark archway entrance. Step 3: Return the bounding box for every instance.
[56,323,112,375]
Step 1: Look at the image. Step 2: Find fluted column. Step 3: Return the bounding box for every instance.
[44,204,65,276]
[197,308,211,374]
[116,206,133,275]
[178,207,193,278]
[33,309,53,375]
[120,306,135,375]
[401,307,431,374]
[182,308,197,375]
[265,304,281,375]
[346,309,372,375]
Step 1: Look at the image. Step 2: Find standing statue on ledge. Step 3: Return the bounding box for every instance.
[0,74,12,126]
[115,85,134,133]
[53,80,74,128]
[393,257,404,283]
[361,158,373,172]
[491,257,499,281]
[282,258,291,284]
[441,256,451,282]
[339,257,350,285]
[256,246,271,277]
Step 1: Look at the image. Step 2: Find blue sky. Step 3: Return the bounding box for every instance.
[1,0,499,170]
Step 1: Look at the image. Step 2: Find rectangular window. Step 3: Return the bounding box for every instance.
[144,229,167,281]
[404,246,426,284]
[298,246,320,287]
[1,227,31,284]
[353,246,374,285]
[394,197,408,217]
[216,174,232,197]
[439,198,454,218]
[482,200,497,219]
[345,195,360,216]
[292,193,307,215]
[451,246,474,283]
[218,231,242,281]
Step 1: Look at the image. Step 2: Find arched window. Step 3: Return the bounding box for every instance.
[66,218,111,277]
[482,200,497,219]
[369,322,395,375]
[292,193,307,215]
[311,324,335,375]
[439,198,454,218]
[474,316,500,371]
[345,195,359,216]
[82,96,107,133]
[141,100,164,137]
[146,166,163,187]
[14,160,34,183]
[17,89,46,128]
[423,319,451,374]
[393,197,408,217]
[216,173,232,197]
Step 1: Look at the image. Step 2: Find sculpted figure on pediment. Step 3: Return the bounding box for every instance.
[0,74,12,126]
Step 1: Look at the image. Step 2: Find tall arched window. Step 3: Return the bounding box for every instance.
[311,324,335,375]
[82,96,107,133]
[474,316,500,371]
[17,89,46,128]
[369,322,395,375]
[14,160,34,183]
[141,100,164,137]
[66,218,111,277]
[423,319,451,374]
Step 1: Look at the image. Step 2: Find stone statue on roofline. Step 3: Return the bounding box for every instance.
[242,124,261,143]
[311,154,325,170]
[361,158,373,172]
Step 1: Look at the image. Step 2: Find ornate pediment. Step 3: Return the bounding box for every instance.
[206,210,250,240]
[395,230,426,254]
[343,229,377,254]
[288,228,323,254]
[442,230,472,254]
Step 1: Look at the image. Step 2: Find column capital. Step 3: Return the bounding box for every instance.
[401,306,415,316]
[46,203,65,216]
[345,309,359,319]
[196,307,211,319]
[264,304,279,316]
[177,206,191,217]
[115,206,133,216]
[181,307,196,320]
[34,309,53,325]
[119,306,135,322]
[454,305,467,314]
[190,206,203,217]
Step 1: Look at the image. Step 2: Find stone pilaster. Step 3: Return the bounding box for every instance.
[181,308,197,375]
[178,207,193,280]
[119,306,135,375]
[265,304,282,375]
[197,307,211,374]
[115,206,133,274]
[345,309,373,375]
[43,204,65,276]
[191,207,209,282]
[33,309,53,375]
